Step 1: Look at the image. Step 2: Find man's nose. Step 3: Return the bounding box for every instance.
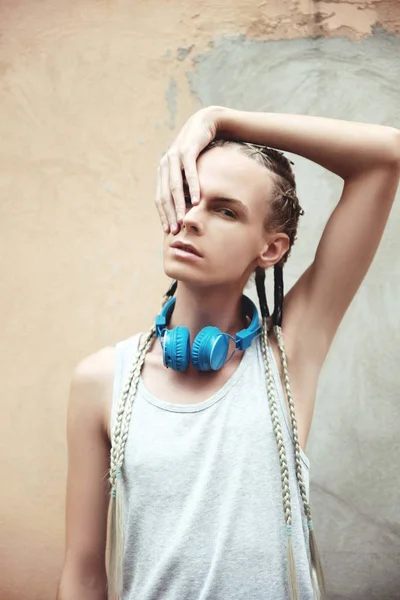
[181,203,204,234]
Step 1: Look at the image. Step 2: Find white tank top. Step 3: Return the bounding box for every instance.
[111,332,313,599]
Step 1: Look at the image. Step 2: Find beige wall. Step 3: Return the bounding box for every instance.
[1,2,399,599]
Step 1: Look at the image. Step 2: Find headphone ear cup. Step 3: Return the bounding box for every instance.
[163,327,190,371]
[192,326,230,371]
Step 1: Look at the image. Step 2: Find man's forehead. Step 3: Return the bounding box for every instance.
[193,149,274,201]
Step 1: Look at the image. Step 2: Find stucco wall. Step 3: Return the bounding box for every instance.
[0,1,399,599]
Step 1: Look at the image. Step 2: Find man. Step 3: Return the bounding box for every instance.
[57,106,400,600]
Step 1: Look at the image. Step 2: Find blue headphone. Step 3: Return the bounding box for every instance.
[155,294,262,372]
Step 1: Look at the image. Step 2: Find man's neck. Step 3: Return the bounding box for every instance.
[167,283,248,343]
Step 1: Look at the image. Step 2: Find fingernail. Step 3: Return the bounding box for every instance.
[163,224,169,233]
[192,196,198,204]
[177,212,183,222]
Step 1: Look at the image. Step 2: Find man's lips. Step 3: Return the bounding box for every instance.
[170,241,203,257]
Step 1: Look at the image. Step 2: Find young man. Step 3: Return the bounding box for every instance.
[57,107,400,600]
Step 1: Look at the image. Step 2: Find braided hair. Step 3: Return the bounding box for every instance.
[107,143,326,599]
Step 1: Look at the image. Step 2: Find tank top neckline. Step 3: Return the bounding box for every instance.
[121,331,310,467]
[138,338,257,414]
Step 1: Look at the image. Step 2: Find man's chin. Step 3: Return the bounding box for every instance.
[163,262,211,287]
[164,270,204,285]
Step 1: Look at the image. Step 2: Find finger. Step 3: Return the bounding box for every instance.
[160,156,178,234]
[156,166,169,233]
[168,151,185,224]
[181,152,200,205]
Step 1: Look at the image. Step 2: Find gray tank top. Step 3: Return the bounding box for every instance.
[111,332,313,599]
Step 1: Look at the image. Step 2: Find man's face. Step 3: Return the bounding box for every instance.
[163,146,276,289]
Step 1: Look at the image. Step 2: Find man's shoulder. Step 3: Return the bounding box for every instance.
[73,331,143,382]
[73,345,116,386]
[70,332,143,438]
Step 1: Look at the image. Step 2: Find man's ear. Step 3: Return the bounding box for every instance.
[257,233,290,269]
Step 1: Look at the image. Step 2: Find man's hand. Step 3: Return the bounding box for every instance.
[156,106,223,234]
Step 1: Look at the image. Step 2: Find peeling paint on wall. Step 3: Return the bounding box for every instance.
[177,46,193,61]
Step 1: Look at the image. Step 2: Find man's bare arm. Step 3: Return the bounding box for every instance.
[57,347,115,600]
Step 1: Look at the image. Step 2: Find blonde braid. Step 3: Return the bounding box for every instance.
[112,328,156,482]
[109,333,148,486]
[107,328,154,600]
[109,329,154,490]
[274,325,326,599]
[260,318,300,600]
[274,326,309,516]
[107,289,174,600]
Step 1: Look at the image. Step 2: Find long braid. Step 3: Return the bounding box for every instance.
[260,318,300,600]
[112,328,156,479]
[109,332,152,488]
[256,267,326,599]
[107,328,155,600]
[274,326,310,518]
[107,283,177,600]
[274,324,326,597]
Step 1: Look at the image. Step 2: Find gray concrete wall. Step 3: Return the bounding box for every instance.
[0,2,399,598]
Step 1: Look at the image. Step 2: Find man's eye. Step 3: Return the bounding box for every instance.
[218,208,237,219]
